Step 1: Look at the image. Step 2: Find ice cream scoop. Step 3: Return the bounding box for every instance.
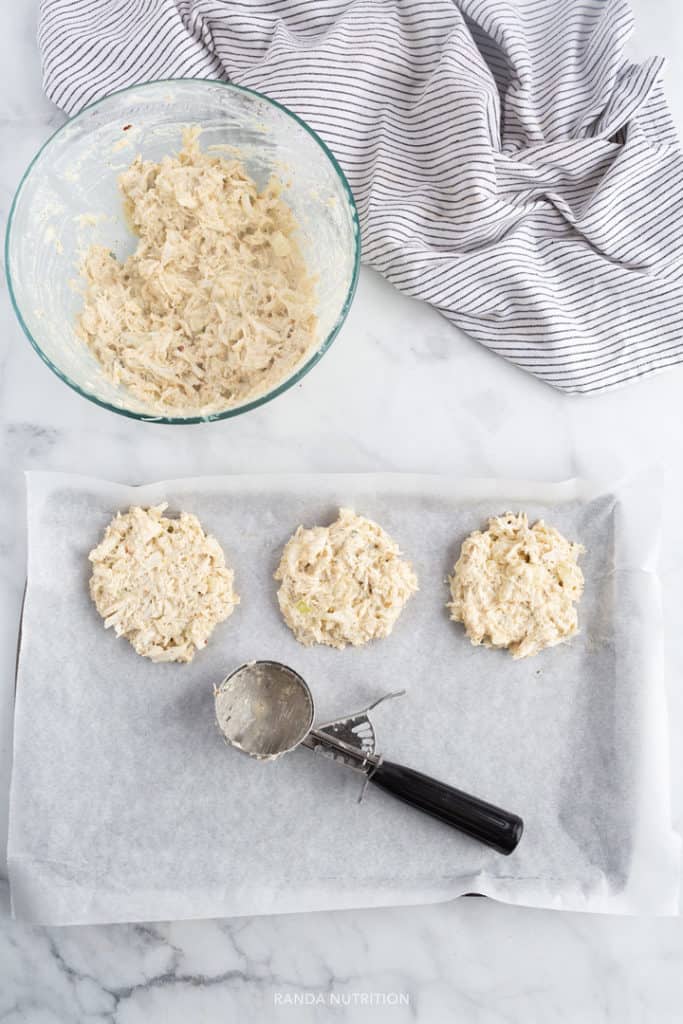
[214,660,524,855]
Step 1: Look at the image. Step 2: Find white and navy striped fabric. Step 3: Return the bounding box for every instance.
[39,0,683,393]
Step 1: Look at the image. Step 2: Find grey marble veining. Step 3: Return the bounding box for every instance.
[3,875,683,1023]
[1,2,683,1021]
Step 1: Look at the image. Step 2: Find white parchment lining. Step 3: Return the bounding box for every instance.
[8,472,680,924]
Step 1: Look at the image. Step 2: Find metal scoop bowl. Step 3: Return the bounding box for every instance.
[215,660,523,856]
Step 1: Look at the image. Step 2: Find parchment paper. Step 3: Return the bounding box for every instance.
[8,472,680,924]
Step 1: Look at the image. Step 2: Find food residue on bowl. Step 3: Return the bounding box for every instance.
[76,126,318,415]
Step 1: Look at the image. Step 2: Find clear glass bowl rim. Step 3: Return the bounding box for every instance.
[4,77,361,424]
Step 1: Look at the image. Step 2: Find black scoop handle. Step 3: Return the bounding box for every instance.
[369,760,523,855]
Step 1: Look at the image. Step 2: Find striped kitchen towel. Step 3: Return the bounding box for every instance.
[38,0,683,393]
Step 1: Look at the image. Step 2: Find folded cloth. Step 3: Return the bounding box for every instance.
[38,0,683,393]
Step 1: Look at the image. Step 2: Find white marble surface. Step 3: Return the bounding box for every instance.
[2,2,683,1021]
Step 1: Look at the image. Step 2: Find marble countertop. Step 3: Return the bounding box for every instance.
[2,2,683,1021]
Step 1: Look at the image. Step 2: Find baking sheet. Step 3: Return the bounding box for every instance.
[8,472,680,924]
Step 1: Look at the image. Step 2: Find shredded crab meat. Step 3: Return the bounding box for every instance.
[76,126,318,415]
[448,512,584,659]
[88,504,239,663]
[274,508,418,650]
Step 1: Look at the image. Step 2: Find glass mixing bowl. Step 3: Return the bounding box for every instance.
[5,79,360,423]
